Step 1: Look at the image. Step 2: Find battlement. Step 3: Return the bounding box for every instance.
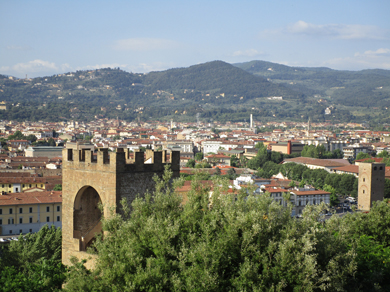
[62,148,180,173]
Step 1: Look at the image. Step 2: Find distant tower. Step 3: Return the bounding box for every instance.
[171,119,174,129]
[196,113,200,128]
[358,163,385,211]
[250,114,253,129]
[307,117,311,137]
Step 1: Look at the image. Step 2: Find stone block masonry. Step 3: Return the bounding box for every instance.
[62,147,180,268]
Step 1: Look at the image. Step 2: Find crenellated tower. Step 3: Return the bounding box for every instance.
[61,147,180,268]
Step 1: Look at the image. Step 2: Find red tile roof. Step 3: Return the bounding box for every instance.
[0,191,62,206]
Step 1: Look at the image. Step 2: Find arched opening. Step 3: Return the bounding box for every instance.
[73,186,102,251]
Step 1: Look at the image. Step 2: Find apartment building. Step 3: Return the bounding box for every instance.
[0,191,62,235]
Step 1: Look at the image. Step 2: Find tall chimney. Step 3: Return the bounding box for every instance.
[250,114,253,128]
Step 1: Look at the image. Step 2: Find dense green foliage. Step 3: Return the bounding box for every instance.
[63,168,390,291]
[0,225,65,291]
[301,144,343,159]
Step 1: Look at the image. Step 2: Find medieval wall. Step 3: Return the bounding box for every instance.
[61,147,180,268]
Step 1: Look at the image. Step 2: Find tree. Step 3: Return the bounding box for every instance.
[356,152,371,160]
[64,167,390,291]
[8,130,25,140]
[230,155,239,167]
[214,167,221,176]
[0,225,65,291]
[384,178,390,198]
[195,152,204,161]
[288,180,296,188]
[186,159,196,168]
[226,167,236,180]
[323,184,339,206]
[26,134,37,143]
[53,184,62,191]
[377,150,389,158]
[47,137,56,146]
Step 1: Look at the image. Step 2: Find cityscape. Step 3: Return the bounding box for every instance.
[1,0,390,290]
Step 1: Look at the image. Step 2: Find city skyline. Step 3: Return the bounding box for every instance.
[1,0,390,78]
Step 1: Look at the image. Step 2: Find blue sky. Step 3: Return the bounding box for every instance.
[1,0,390,78]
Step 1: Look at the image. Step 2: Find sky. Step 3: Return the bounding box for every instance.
[1,0,390,78]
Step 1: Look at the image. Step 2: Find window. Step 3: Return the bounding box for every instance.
[374,166,377,171]
[363,178,365,182]
[29,207,32,213]
[46,216,50,222]
[9,184,11,188]
[9,230,12,234]
[0,219,2,225]
[29,217,32,223]
[29,229,32,233]
[29,184,31,188]
[57,206,60,212]
[19,217,22,224]
[2,185,3,188]
[363,190,365,194]
[9,208,13,214]
[57,216,60,222]
[22,184,24,188]
[46,206,50,212]
[16,188,18,192]
[19,229,22,234]
[8,218,14,224]
[0,209,2,215]
[19,208,23,214]
[41,184,43,188]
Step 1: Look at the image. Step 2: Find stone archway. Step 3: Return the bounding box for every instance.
[73,186,103,250]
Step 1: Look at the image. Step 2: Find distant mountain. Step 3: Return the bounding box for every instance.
[143,61,301,100]
[1,60,390,125]
[234,60,390,107]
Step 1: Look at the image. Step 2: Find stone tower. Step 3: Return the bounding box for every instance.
[358,162,385,211]
[61,147,180,268]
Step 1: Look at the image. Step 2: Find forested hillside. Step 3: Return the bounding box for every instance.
[0,60,389,124]
[234,60,390,108]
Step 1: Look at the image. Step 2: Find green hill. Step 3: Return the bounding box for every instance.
[234,60,390,107]
[1,60,390,125]
[143,60,301,100]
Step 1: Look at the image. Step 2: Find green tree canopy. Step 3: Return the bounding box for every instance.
[356,152,371,160]
[185,159,196,168]
[63,168,390,291]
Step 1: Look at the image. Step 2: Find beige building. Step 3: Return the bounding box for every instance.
[0,191,62,235]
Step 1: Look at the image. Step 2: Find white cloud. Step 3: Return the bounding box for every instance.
[9,59,57,73]
[324,48,390,70]
[0,59,73,78]
[231,49,265,57]
[355,48,390,57]
[113,38,178,51]
[262,21,389,40]
[76,62,173,73]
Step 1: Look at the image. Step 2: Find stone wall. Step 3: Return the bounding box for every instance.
[62,148,180,267]
[358,163,385,211]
